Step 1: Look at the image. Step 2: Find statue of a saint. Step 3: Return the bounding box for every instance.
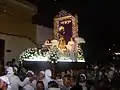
[44,39,52,50]
[58,26,67,52]
[58,26,65,37]
[58,36,66,52]
[51,39,59,48]
[66,37,76,52]
[66,37,76,61]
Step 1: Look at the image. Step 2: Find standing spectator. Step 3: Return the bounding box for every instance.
[11,59,18,68]
[38,71,47,90]
[23,70,35,90]
[5,61,11,72]
[77,74,87,90]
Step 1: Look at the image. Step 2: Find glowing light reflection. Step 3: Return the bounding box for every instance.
[24,57,85,62]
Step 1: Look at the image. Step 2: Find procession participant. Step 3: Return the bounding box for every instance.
[6,67,34,90]
[23,70,35,90]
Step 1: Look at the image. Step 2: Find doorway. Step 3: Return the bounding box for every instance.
[0,39,5,75]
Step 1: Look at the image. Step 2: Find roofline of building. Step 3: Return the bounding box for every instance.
[8,0,37,14]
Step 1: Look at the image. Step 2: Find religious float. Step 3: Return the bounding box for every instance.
[19,10,85,63]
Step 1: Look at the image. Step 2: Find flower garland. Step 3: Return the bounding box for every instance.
[19,48,38,61]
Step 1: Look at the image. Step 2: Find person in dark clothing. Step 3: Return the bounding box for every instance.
[70,84,82,90]
[48,81,60,90]
[99,74,111,90]
[11,59,18,67]
[48,81,59,88]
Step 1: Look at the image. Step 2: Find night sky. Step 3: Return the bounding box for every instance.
[27,0,113,62]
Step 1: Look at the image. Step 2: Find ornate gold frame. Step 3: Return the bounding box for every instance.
[54,11,78,40]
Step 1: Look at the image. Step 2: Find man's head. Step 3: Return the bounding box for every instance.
[12,58,16,62]
[45,69,52,77]
[79,74,86,82]
[0,76,10,89]
[6,61,11,67]
[39,71,45,80]
[26,70,34,77]
[6,67,14,75]
[36,81,44,90]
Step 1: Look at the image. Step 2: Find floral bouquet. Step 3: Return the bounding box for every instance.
[48,46,60,63]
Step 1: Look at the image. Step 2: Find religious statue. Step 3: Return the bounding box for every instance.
[66,37,77,61]
[57,26,67,53]
[58,26,65,38]
[58,36,66,52]
[66,37,76,52]
[51,39,59,48]
[44,39,52,50]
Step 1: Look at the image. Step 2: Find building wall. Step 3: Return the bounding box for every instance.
[0,0,37,42]
[37,25,53,44]
[0,15,36,43]
[0,0,37,63]
[0,34,36,64]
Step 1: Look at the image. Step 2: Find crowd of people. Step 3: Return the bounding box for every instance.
[0,59,120,90]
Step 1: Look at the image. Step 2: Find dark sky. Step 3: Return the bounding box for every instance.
[27,0,114,62]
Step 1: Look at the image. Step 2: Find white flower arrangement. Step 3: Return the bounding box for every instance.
[75,37,85,43]
[19,48,38,61]
[48,46,60,62]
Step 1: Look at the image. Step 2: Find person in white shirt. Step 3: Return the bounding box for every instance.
[23,70,35,90]
[38,71,46,89]
[31,79,37,90]
[0,76,11,90]
[6,67,33,90]
[45,69,53,83]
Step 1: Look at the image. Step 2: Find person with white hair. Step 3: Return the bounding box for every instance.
[5,67,21,90]
[44,69,53,90]
[0,76,11,90]
[5,67,34,90]
[45,69,53,83]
